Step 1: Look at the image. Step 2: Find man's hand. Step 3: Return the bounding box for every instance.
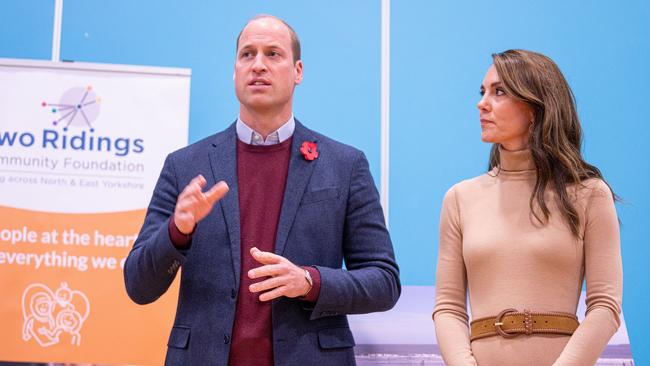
[174,175,229,234]
[248,247,312,301]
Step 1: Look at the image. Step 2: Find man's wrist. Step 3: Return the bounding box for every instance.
[299,266,321,302]
[169,216,195,248]
[301,268,313,295]
[174,216,196,235]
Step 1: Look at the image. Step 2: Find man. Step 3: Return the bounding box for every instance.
[124,15,400,366]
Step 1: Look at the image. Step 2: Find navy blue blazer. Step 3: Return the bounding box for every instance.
[124,121,400,365]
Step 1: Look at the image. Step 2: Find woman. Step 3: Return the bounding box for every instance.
[433,49,622,366]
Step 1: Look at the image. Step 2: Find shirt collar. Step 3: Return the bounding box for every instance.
[236,115,295,146]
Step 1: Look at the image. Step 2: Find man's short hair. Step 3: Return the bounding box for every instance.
[236,15,301,63]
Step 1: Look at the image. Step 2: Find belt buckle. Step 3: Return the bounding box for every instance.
[494,308,519,338]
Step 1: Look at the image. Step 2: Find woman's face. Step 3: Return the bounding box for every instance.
[477,65,534,150]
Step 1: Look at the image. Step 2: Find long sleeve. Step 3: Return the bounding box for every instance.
[123,154,187,305]
[433,186,478,366]
[310,151,401,319]
[553,179,623,366]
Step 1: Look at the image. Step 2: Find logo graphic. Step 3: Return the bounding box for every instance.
[21,282,90,347]
[42,86,101,131]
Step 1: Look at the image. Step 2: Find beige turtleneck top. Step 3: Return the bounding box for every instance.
[432,147,622,366]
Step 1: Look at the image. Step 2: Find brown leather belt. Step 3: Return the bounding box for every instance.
[470,308,579,341]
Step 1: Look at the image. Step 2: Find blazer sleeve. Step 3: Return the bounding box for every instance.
[123,154,187,305]
[310,151,401,319]
[432,186,478,366]
[552,180,623,366]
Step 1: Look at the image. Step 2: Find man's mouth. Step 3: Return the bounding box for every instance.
[249,79,271,86]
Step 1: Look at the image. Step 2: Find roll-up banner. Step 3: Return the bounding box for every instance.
[0,58,190,365]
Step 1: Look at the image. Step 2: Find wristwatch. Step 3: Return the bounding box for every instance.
[302,268,313,296]
[304,268,313,288]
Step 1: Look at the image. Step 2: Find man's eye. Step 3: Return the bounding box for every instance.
[269,51,279,57]
[241,52,252,58]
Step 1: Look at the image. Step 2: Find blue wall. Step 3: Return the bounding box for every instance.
[0,0,54,59]
[1,0,648,363]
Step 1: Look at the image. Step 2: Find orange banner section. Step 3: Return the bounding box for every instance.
[0,205,178,365]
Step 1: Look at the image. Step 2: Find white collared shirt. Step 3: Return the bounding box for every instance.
[236,115,295,146]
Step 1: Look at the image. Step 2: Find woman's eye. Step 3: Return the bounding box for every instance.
[495,88,506,96]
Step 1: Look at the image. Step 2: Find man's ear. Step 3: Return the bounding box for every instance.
[294,60,303,85]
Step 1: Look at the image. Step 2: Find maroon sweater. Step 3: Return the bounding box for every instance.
[169,136,320,365]
[229,138,292,365]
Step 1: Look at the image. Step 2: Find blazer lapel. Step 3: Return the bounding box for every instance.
[275,121,318,256]
[208,123,241,288]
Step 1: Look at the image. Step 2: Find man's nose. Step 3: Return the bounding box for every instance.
[252,54,267,73]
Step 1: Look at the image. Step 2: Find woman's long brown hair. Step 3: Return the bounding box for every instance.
[488,49,615,238]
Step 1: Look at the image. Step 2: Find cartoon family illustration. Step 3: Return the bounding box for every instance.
[21,282,90,347]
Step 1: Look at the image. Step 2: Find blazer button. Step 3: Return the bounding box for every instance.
[231,288,236,299]
[224,334,230,344]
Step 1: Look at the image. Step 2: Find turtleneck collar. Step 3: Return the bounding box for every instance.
[498,145,535,172]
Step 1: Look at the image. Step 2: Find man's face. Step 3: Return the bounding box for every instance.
[234,18,303,115]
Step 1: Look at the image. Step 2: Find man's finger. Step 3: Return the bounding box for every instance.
[189,174,206,189]
[258,286,287,302]
[182,175,206,197]
[250,247,283,265]
[249,276,286,293]
[205,181,229,203]
[248,264,284,279]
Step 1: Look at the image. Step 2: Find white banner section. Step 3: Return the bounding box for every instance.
[0,58,191,213]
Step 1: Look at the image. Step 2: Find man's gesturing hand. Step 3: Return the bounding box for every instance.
[174,175,229,234]
[248,247,312,301]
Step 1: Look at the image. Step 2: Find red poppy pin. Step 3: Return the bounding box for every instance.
[300,141,319,161]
